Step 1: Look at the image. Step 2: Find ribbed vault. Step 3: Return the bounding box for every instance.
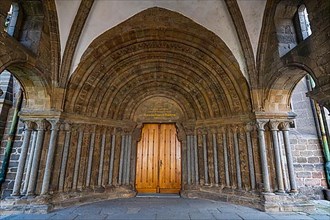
[64,7,251,121]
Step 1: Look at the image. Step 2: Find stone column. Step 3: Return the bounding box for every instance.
[245,123,256,190]
[73,127,84,190]
[222,127,230,187]
[98,133,106,187]
[118,134,125,185]
[202,133,209,185]
[281,121,297,193]
[212,131,219,186]
[232,126,242,189]
[86,128,96,188]
[27,119,47,196]
[108,133,116,185]
[58,123,71,192]
[256,120,271,193]
[125,134,132,185]
[41,120,60,195]
[22,131,37,194]
[12,121,34,196]
[186,134,191,185]
[193,134,199,185]
[269,120,285,193]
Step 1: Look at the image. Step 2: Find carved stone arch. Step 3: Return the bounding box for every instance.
[5,61,51,111]
[263,61,318,112]
[64,7,252,122]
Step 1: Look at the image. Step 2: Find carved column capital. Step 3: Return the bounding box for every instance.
[35,119,47,130]
[23,120,35,130]
[256,120,268,131]
[244,122,254,133]
[218,126,226,134]
[63,122,72,132]
[48,119,61,131]
[280,121,292,131]
[230,125,239,133]
[269,120,281,131]
[210,127,218,134]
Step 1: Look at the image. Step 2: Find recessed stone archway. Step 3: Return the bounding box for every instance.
[64,7,252,121]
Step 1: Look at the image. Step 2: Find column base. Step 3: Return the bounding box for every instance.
[274,190,286,195]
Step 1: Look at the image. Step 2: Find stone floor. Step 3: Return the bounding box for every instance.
[1,197,330,220]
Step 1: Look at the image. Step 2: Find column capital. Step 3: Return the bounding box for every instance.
[256,120,268,131]
[23,120,35,130]
[280,121,292,131]
[63,122,72,131]
[48,119,61,131]
[230,125,239,133]
[210,127,218,135]
[269,120,281,131]
[217,126,226,134]
[244,122,254,132]
[35,119,47,130]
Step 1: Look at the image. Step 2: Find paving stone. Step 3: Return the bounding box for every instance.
[75,214,107,220]
[236,212,275,220]
[211,213,242,220]
[156,213,190,220]
[46,213,79,220]
[307,214,330,220]
[2,198,330,220]
[270,214,314,220]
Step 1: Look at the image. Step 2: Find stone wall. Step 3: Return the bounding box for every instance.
[291,135,326,199]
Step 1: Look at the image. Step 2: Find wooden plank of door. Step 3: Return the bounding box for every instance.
[159,124,181,193]
[135,124,159,193]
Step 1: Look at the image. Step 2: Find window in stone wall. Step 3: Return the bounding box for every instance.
[4,3,19,37]
[294,4,312,42]
[275,2,312,57]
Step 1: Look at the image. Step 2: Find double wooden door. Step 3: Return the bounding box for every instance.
[135,124,181,193]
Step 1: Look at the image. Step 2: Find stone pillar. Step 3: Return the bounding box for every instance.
[245,123,256,190]
[41,120,60,195]
[212,132,219,186]
[118,134,125,185]
[269,120,285,193]
[222,127,230,187]
[108,133,116,185]
[22,131,37,195]
[73,127,84,190]
[12,121,34,196]
[86,128,96,188]
[27,119,47,196]
[202,133,209,185]
[58,123,71,192]
[97,132,106,187]
[190,135,195,185]
[281,121,297,193]
[232,126,242,189]
[186,134,191,185]
[193,134,199,185]
[256,120,271,193]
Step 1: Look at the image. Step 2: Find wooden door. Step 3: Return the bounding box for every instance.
[135,124,181,193]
